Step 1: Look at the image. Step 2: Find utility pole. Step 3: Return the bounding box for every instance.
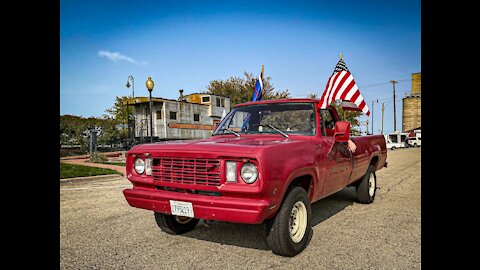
[381,102,385,135]
[371,99,378,134]
[390,80,398,132]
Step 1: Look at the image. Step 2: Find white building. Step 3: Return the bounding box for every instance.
[124,91,230,141]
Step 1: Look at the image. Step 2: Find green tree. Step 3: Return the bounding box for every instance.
[103,96,134,140]
[60,114,123,150]
[60,114,90,148]
[104,96,134,126]
[206,71,290,106]
[307,93,362,134]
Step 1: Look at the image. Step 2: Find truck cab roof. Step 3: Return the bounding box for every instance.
[233,98,319,108]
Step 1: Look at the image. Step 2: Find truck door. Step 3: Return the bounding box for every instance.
[318,109,353,196]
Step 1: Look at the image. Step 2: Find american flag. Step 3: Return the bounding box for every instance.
[318,58,370,116]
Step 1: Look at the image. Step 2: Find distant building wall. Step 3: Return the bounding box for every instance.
[185,94,230,118]
[163,100,211,139]
[402,97,421,132]
[411,73,421,95]
[131,93,230,140]
[210,96,230,118]
[402,72,421,132]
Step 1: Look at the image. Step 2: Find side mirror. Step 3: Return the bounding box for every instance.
[334,121,350,142]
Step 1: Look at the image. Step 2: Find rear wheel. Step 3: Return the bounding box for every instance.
[356,165,377,204]
[266,187,312,257]
[391,146,396,150]
[154,212,200,235]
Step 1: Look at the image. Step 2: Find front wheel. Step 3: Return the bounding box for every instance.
[266,187,312,257]
[154,212,200,235]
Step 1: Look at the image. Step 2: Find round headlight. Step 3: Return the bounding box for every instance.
[241,163,258,184]
[134,158,145,174]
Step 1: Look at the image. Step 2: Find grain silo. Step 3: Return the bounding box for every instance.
[402,72,421,132]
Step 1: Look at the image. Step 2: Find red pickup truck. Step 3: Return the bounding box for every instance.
[123,98,387,257]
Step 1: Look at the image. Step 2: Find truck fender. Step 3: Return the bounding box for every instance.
[368,146,382,170]
[279,167,318,203]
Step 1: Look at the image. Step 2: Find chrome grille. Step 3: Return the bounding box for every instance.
[152,157,221,186]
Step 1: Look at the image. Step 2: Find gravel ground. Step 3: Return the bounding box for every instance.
[60,147,420,269]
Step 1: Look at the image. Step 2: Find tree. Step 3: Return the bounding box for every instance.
[104,96,133,140]
[307,93,362,134]
[206,71,290,106]
[60,114,123,150]
[104,96,134,126]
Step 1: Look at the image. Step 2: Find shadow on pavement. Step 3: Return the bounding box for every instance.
[178,187,356,251]
[311,187,356,226]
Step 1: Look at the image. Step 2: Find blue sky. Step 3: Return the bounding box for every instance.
[60,0,420,134]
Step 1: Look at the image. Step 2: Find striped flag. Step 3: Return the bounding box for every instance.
[242,70,264,131]
[251,74,263,102]
[318,58,370,116]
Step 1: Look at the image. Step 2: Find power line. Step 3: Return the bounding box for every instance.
[359,78,411,89]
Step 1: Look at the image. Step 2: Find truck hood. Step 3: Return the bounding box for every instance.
[130,135,307,155]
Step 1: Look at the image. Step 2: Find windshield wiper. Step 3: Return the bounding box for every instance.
[223,128,240,137]
[267,124,289,138]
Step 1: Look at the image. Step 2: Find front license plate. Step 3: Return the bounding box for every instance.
[169,200,194,218]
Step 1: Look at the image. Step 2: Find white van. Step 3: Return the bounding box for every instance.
[407,137,421,147]
[385,132,409,150]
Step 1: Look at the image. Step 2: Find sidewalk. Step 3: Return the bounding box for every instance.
[60,151,124,161]
[60,174,124,184]
[61,159,126,177]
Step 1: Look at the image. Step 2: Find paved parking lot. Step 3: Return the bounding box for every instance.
[60,148,420,269]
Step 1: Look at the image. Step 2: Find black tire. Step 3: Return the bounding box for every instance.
[154,212,200,235]
[356,165,377,204]
[266,187,312,257]
[391,146,396,150]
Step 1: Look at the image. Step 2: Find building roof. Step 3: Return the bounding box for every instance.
[122,97,208,106]
[184,93,230,99]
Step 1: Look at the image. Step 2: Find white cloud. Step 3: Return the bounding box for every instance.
[98,50,147,65]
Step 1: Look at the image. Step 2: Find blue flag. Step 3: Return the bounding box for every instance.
[251,75,263,101]
[242,74,263,131]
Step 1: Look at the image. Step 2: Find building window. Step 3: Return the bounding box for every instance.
[194,114,200,122]
[170,111,177,120]
[216,97,225,107]
[202,96,210,103]
[156,111,162,120]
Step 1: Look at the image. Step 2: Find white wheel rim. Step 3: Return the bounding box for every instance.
[368,174,375,197]
[174,216,192,224]
[289,201,307,243]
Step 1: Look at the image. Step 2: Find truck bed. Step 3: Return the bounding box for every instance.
[349,135,387,184]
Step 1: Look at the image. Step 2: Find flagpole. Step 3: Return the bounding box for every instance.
[261,64,264,80]
[339,53,346,121]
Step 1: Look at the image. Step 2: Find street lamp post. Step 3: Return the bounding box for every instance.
[146,76,154,143]
[126,75,135,145]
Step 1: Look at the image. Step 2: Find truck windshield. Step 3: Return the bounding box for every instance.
[213,102,316,136]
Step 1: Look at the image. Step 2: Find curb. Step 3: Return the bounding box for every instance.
[60,174,125,184]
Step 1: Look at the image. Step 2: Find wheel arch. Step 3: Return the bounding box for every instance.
[281,168,318,203]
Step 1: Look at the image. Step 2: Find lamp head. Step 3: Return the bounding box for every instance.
[146,76,154,92]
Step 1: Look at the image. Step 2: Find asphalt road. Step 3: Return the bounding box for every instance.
[60,147,421,269]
